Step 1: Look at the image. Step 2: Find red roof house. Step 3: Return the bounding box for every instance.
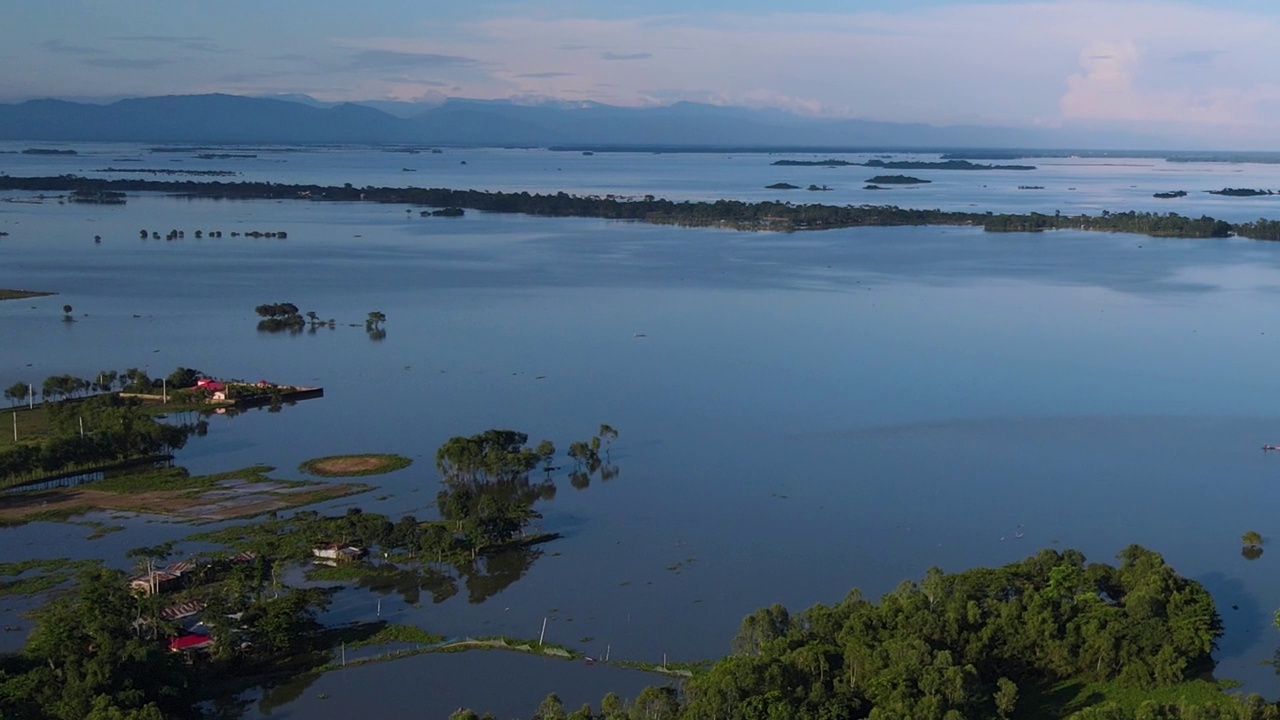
[168,635,214,652]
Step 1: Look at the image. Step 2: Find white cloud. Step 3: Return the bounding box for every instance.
[10,0,1280,142]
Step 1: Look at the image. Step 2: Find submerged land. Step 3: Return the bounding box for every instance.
[0,416,1272,719]
[9,160,1280,718]
[1,175,1279,240]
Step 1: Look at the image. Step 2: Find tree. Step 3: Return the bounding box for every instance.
[600,693,624,719]
[533,693,565,720]
[994,677,1018,719]
[630,686,680,720]
[1243,530,1263,549]
[165,367,202,390]
[4,382,28,407]
[365,311,386,330]
[94,370,118,393]
[62,304,73,321]
[535,439,555,469]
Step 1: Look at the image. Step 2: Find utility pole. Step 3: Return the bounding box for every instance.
[539,617,548,646]
[162,378,167,404]
[12,412,15,442]
[27,384,33,410]
[79,417,84,438]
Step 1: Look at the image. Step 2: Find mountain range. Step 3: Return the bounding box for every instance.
[0,93,1175,150]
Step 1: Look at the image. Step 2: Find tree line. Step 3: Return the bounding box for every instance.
[8,175,1280,239]
[5,367,206,406]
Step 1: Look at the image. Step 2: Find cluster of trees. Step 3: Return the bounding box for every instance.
[982,211,1234,238]
[254,302,369,334]
[566,424,620,489]
[482,689,1280,720]
[451,687,681,720]
[254,302,306,332]
[434,429,558,556]
[0,394,194,485]
[67,188,125,205]
[12,175,1280,240]
[667,546,1233,719]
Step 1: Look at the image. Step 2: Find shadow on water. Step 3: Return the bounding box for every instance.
[1195,571,1268,663]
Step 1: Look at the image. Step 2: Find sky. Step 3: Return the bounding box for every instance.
[3,0,1279,144]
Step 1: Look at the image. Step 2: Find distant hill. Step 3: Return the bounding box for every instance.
[0,93,1171,149]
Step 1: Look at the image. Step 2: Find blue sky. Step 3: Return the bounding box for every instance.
[4,1,1279,143]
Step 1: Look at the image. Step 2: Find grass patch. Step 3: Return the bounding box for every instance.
[82,521,126,540]
[0,406,53,450]
[0,464,368,525]
[0,289,55,301]
[299,454,412,478]
[346,624,444,650]
[0,558,100,597]
[305,564,374,582]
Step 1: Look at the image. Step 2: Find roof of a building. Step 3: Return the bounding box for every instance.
[161,600,206,621]
[169,635,214,652]
[129,571,179,586]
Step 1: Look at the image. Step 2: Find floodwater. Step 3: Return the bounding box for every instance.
[5,147,1280,716]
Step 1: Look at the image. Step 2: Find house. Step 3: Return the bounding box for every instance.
[160,600,205,622]
[129,571,181,595]
[194,378,226,393]
[312,543,365,563]
[168,635,214,653]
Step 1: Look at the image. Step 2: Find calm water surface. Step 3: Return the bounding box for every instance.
[4,151,1280,715]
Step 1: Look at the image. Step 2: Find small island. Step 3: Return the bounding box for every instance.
[865,158,1035,171]
[866,175,930,185]
[772,158,1034,170]
[1207,188,1275,197]
[1154,190,1188,199]
[765,182,800,189]
[68,188,126,205]
[0,288,55,301]
[299,454,413,478]
[771,159,856,167]
[21,148,77,156]
[807,184,832,192]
